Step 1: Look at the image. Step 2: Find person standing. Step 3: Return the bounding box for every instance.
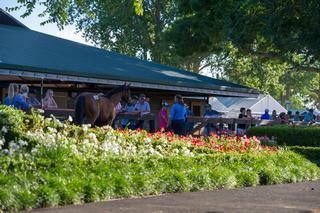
[293,111,300,122]
[169,95,186,135]
[304,109,315,123]
[27,89,41,108]
[237,107,247,135]
[20,84,29,102]
[43,89,58,109]
[134,94,151,129]
[4,83,30,111]
[159,102,169,131]
[271,110,277,120]
[121,96,138,129]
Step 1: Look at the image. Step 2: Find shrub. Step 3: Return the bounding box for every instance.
[288,146,320,166]
[0,107,319,211]
[246,125,320,147]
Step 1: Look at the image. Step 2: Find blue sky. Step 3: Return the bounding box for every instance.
[0,0,91,45]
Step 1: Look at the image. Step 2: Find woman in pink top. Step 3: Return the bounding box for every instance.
[159,102,169,131]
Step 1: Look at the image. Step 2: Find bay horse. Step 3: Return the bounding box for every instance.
[74,84,131,126]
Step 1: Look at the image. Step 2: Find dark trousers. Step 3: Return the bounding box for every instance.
[171,119,186,136]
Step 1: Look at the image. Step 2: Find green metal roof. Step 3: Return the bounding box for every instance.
[0,22,258,95]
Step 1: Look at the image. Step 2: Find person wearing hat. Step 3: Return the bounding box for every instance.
[159,102,169,131]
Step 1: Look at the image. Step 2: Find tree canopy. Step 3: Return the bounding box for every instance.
[169,0,320,73]
[5,0,320,109]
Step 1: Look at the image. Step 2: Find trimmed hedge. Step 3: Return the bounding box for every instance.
[0,152,319,211]
[288,146,320,166]
[247,125,320,147]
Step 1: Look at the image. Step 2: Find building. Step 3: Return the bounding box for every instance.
[0,9,259,118]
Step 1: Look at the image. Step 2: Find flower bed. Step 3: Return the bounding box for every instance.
[0,106,319,211]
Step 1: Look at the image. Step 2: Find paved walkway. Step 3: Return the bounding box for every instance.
[30,180,320,213]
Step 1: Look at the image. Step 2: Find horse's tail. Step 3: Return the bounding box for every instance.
[75,95,86,125]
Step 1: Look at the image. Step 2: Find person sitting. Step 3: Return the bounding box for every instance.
[279,112,287,124]
[121,96,138,130]
[246,109,253,119]
[169,95,186,136]
[202,104,220,135]
[293,111,300,122]
[27,89,41,108]
[304,109,315,123]
[261,109,271,120]
[159,102,169,131]
[185,104,194,134]
[43,89,58,109]
[286,111,293,121]
[4,83,30,111]
[134,94,151,129]
[271,110,277,120]
[237,107,247,135]
[203,104,220,118]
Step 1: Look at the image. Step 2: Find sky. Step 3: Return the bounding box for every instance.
[0,0,91,45]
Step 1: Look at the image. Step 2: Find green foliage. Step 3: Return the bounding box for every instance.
[0,106,319,211]
[247,125,320,147]
[0,152,319,211]
[288,146,320,166]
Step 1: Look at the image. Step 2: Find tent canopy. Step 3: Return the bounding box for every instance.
[210,95,287,117]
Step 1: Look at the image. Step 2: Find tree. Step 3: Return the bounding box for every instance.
[169,0,320,73]
[7,0,210,73]
[212,47,318,109]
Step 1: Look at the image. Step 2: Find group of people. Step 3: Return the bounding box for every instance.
[3,83,58,110]
[260,108,320,123]
[118,94,188,135]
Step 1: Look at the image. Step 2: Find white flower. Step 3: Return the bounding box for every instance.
[173,149,179,155]
[31,148,38,154]
[82,124,91,132]
[88,133,97,141]
[144,138,152,143]
[18,140,28,146]
[0,138,5,148]
[37,109,44,113]
[1,126,8,133]
[9,142,19,150]
[68,116,73,122]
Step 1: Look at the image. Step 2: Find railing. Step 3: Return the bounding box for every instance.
[116,113,156,132]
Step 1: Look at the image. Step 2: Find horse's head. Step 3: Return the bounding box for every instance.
[121,83,131,102]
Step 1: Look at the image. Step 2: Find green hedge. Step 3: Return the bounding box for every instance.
[246,125,320,147]
[0,151,319,211]
[288,146,320,166]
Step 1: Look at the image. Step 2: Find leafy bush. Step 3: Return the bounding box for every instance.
[288,146,320,166]
[246,125,320,147]
[0,106,319,211]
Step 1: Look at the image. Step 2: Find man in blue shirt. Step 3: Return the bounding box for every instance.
[169,95,186,135]
[261,109,271,120]
[304,109,315,123]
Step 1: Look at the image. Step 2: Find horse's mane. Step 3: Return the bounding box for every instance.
[104,85,126,98]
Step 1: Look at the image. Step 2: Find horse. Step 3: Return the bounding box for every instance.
[74,84,131,126]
